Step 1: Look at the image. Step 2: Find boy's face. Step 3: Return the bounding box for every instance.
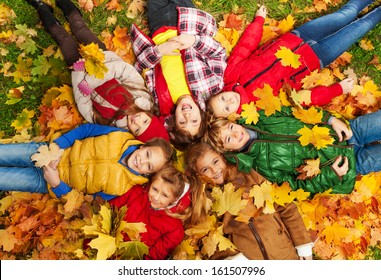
[127,146,166,175]
[148,177,176,209]
[127,112,152,136]
[175,95,201,136]
[220,122,250,151]
[196,149,227,185]
[209,91,240,118]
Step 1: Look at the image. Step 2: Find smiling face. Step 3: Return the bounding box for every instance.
[127,146,166,175]
[208,91,240,118]
[148,177,176,209]
[195,149,227,185]
[127,112,152,137]
[220,122,250,151]
[175,95,202,136]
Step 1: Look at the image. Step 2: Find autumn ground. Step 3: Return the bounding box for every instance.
[1,0,381,260]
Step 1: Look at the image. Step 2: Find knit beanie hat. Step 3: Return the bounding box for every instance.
[135,115,170,143]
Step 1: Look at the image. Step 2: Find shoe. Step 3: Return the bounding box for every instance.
[26,0,54,12]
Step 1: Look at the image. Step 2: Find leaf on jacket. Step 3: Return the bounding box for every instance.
[295,158,321,180]
[290,88,311,107]
[292,107,323,125]
[271,182,295,206]
[211,183,247,216]
[249,181,274,211]
[297,125,334,149]
[275,46,301,68]
[240,102,259,124]
[253,84,281,116]
[121,222,147,241]
[79,43,108,79]
[30,142,64,168]
[301,68,336,89]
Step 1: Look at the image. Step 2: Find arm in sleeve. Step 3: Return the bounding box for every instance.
[51,181,73,198]
[71,72,96,123]
[306,83,343,107]
[53,123,124,149]
[227,16,265,68]
[276,203,313,248]
[134,46,162,73]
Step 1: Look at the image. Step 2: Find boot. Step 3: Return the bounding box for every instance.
[56,0,82,18]
[26,0,60,28]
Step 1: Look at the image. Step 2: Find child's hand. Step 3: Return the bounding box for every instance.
[169,34,196,50]
[331,156,349,177]
[256,5,267,18]
[156,41,181,56]
[339,77,355,94]
[330,117,353,141]
[43,165,61,188]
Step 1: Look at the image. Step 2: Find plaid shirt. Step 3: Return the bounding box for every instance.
[131,7,226,113]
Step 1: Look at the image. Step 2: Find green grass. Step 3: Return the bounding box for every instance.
[0,0,380,138]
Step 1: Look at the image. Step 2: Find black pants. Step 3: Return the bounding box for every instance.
[47,10,106,66]
[147,0,195,35]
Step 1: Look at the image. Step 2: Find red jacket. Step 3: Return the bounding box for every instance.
[109,185,190,260]
[223,16,343,111]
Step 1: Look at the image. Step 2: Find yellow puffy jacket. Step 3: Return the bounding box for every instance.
[56,131,148,196]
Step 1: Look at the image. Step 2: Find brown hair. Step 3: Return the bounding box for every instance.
[202,118,230,154]
[143,137,174,167]
[166,109,208,151]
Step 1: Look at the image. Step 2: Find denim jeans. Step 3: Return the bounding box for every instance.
[0,142,48,193]
[348,110,381,175]
[293,0,381,67]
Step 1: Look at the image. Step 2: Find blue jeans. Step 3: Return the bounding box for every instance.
[293,0,381,67]
[0,142,48,193]
[348,110,381,174]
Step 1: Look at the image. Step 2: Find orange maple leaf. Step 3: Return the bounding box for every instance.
[253,84,281,116]
[296,158,321,180]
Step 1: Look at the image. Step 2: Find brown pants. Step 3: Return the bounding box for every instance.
[48,11,106,66]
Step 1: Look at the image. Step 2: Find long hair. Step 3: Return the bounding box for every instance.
[166,109,208,151]
[143,137,175,166]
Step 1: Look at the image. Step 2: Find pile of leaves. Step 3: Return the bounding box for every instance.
[1,0,381,260]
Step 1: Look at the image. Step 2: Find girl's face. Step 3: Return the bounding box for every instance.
[220,122,250,151]
[127,146,166,175]
[195,150,227,185]
[148,177,176,209]
[127,112,152,137]
[209,91,240,118]
[175,95,201,136]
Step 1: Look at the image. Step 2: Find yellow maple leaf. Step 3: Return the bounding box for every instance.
[30,142,64,168]
[211,183,247,216]
[275,46,302,68]
[301,68,336,89]
[277,15,295,33]
[253,84,281,116]
[60,189,86,218]
[292,106,323,124]
[79,43,108,79]
[215,27,241,56]
[241,102,259,124]
[99,205,112,234]
[88,232,117,260]
[126,0,146,19]
[121,222,147,241]
[215,225,236,252]
[296,158,321,180]
[185,215,218,239]
[290,89,312,107]
[322,222,351,244]
[249,181,274,209]
[271,182,294,206]
[235,198,256,224]
[359,39,374,51]
[279,88,292,107]
[201,231,219,257]
[290,188,311,202]
[297,125,334,149]
[172,239,196,259]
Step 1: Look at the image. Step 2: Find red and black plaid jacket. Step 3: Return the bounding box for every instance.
[131,7,227,116]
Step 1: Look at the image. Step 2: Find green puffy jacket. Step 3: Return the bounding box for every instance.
[225,107,356,194]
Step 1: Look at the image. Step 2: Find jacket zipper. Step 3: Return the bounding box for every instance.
[248,217,269,260]
[243,42,306,89]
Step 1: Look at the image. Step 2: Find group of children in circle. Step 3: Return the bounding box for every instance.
[2,0,381,260]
